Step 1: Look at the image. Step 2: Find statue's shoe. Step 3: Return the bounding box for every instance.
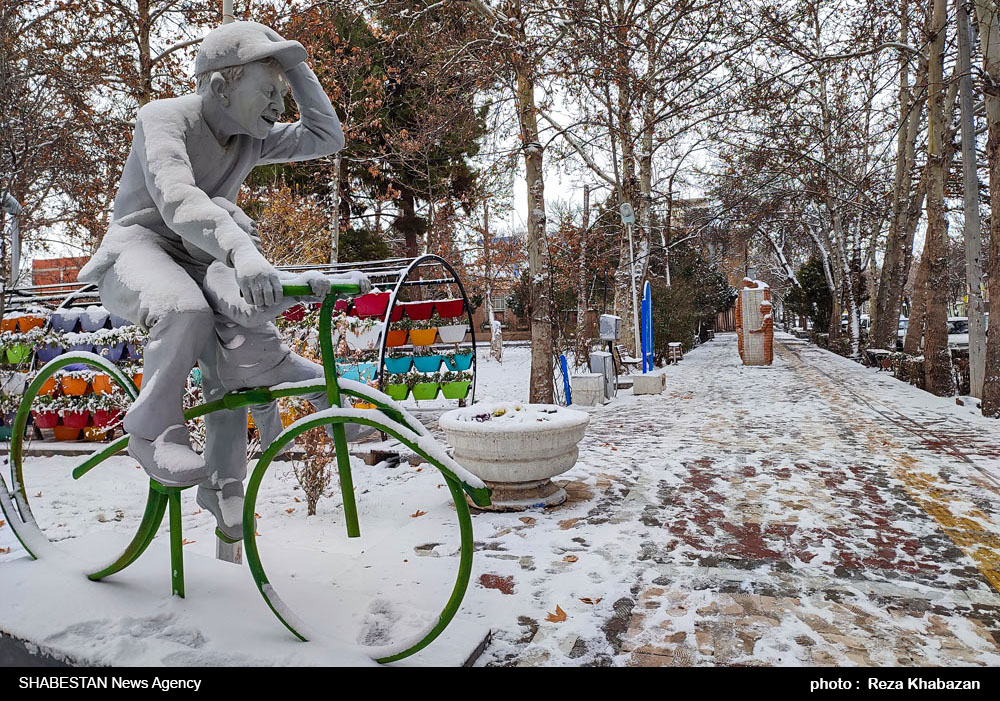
[196,481,246,542]
[127,424,210,487]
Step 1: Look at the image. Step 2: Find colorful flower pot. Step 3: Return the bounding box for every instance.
[413,355,442,372]
[127,341,145,360]
[2,372,27,395]
[408,328,437,346]
[96,342,126,362]
[435,299,465,319]
[388,305,404,322]
[0,426,12,441]
[92,374,114,395]
[50,311,80,332]
[385,329,409,347]
[0,317,17,332]
[437,324,469,344]
[32,410,60,429]
[344,322,383,351]
[61,410,90,429]
[385,384,410,401]
[93,409,121,427]
[400,301,435,321]
[61,376,90,396]
[67,341,94,355]
[411,382,440,400]
[353,292,391,318]
[333,299,353,315]
[53,426,81,441]
[384,356,412,374]
[17,315,46,333]
[132,373,143,389]
[358,362,377,382]
[37,376,59,396]
[83,426,108,441]
[282,304,307,323]
[441,381,471,400]
[447,352,473,371]
[36,344,63,363]
[6,344,32,364]
[80,308,109,332]
[338,366,361,382]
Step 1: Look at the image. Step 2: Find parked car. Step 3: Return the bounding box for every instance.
[896,317,908,351]
[948,316,969,349]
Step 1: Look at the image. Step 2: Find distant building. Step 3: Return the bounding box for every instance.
[32,256,90,286]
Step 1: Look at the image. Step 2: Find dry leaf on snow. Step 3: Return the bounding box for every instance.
[411,510,427,518]
[579,597,603,605]
[562,555,578,563]
[286,508,295,514]
[182,539,195,546]
[545,605,567,623]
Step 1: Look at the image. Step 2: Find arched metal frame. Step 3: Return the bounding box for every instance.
[374,254,478,405]
[0,284,491,664]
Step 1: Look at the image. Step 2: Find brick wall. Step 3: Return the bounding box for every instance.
[32,256,90,286]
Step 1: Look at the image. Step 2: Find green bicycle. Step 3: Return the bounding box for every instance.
[0,281,491,663]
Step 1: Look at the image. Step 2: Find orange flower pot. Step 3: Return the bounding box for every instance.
[83,426,108,441]
[17,315,45,332]
[61,376,90,396]
[92,374,114,395]
[38,376,58,396]
[132,372,143,389]
[385,329,409,347]
[53,426,81,441]
[408,328,438,346]
[0,317,17,332]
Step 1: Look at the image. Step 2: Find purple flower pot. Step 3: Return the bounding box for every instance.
[67,342,94,355]
[79,308,109,332]
[109,314,130,328]
[127,341,145,360]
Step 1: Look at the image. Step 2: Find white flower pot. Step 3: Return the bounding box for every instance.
[437,324,469,343]
[439,402,589,510]
[343,321,384,351]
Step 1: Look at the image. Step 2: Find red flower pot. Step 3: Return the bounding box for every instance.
[33,410,60,429]
[61,410,90,429]
[400,301,435,321]
[388,305,404,322]
[334,299,354,315]
[353,292,390,318]
[434,299,465,319]
[282,304,307,323]
[93,409,122,427]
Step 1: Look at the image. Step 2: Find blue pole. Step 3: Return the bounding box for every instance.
[560,354,572,405]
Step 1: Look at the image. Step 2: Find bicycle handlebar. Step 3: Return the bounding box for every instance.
[280,283,362,298]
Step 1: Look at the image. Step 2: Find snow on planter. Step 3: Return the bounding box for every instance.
[439,402,589,510]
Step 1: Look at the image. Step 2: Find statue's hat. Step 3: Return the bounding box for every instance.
[195,21,307,75]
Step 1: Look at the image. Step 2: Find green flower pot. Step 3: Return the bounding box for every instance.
[411,382,440,400]
[386,384,410,400]
[5,344,32,364]
[441,381,471,399]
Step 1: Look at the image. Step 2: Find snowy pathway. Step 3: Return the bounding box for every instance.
[476,333,1000,666]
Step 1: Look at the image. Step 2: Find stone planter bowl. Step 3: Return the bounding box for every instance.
[439,402,589,510]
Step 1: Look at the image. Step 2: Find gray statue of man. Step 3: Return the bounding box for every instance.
[79,21,369,540]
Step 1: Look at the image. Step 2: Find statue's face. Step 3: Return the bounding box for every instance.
[223,61,288,139]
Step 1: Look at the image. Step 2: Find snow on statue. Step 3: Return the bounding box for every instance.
[78,21,370,541]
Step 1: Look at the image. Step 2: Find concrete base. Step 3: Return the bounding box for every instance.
[632,374,666,395]
[571,373,605,407]
[468,478,567,512]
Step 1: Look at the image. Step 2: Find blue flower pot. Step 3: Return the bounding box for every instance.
[384,356,412,374]
[126,341,145,360]
[49,312,79,332]
[358,363,377,382]
[447,352,473,371]
[338,366,361,382]
[109,314,130,328]
[96,342,125,361]
[413,355,442,373]
[67,342,94,355]
[80,309,109,332]
[35,344,63,362]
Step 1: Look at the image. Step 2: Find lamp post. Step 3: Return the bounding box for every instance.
[619,202,640,356]
[3,193,22,288]
[222,0,234,23]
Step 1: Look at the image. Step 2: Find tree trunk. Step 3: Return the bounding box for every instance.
[957,0,987,397]
[328,154,341,264]
[514,58,553,403]
[923,0,956,396]
[138,0,152,106]
[973,0,1000,414]
[904,254,929,355]
[482,201,502,362]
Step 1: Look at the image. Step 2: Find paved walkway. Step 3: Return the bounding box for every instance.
[477,333,1000,666]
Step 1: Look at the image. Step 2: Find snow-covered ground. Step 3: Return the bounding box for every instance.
[4,335,1000,666]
